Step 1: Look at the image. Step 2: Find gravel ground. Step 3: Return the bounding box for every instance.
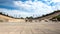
[0,21,60,34]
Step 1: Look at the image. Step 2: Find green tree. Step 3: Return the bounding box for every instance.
[56,15,60,21]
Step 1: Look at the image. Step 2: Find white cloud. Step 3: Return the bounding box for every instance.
[0,0,60,18]
[52,0,60,2]
[0,8,33,18]
[13,1,56,17]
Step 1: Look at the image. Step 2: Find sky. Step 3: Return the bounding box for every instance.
[0,0,60,18]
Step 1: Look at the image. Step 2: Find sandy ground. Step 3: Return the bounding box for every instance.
[0,21,60,34]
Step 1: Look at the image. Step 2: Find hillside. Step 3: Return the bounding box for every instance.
[33,10,60,20]
[0,10,60,22]
[0,14,25,22]
[25,10,60,22]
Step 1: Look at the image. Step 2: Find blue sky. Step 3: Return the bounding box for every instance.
[0,0,60,18]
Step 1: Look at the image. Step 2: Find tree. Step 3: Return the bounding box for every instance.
[51,15,60,21]
[56,15,60,21]
[20,17,24,19]
[29,16,33,19]
[26,17,29,19]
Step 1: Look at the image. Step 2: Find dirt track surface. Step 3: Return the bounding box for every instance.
[0,22,60,34]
